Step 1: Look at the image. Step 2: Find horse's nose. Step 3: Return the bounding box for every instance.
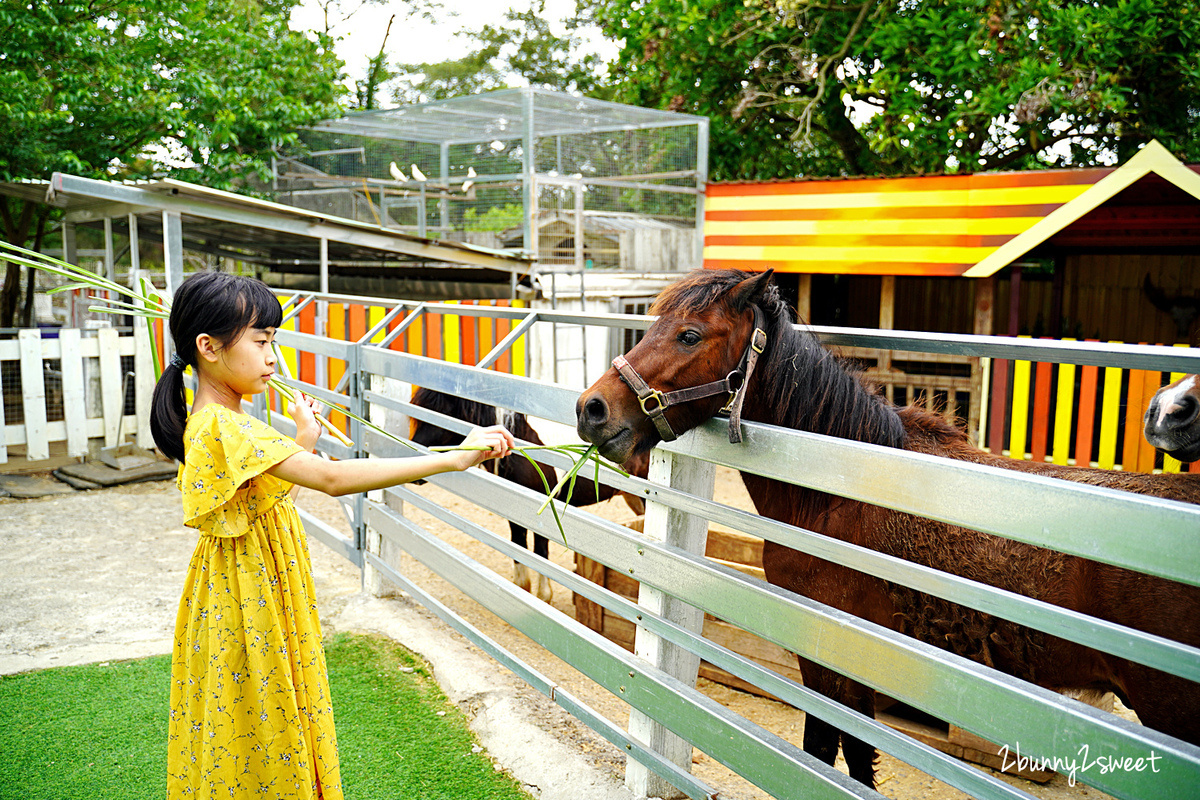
[576,392,609,438]
[1163,394,1199,430]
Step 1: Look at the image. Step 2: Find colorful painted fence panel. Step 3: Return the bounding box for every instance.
[993,340,1195,473]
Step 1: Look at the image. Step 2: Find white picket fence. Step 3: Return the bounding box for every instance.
[0,320,155,465]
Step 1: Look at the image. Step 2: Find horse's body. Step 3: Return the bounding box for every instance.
[575,269,1200,788]
[1145,374,1200,463]
[410,387,645,601]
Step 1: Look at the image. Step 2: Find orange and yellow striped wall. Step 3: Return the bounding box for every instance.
[704,168,1110,276]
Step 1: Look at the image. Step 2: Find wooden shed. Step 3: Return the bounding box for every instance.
[703,141,1200,471]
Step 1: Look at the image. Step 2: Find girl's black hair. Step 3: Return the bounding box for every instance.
[150,272,283,462]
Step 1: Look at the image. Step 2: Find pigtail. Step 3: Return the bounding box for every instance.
[151,360,189,463]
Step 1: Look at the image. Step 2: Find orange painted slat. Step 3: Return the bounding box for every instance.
[1074,342,1099,468]
[1030,350,1053,464]
[426,310,443,361]
[495,300,512,374]
[460,301,477,366]
[1122,361,1147,472]
[348,304,366,344]
[1137,369,1161,473]
[299,302,315,383]
[477,300,495,365]
[388,310,408,352]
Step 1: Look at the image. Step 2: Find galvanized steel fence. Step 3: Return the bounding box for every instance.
[254,292,1200,800]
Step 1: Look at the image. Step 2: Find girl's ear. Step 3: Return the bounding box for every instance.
[195,333,219,363]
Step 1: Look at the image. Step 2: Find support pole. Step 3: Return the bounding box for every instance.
[127,214,140,282]
[317,237,329,391]
[626,447,715,800]
[162,211,183,298]
[62,222,79,327]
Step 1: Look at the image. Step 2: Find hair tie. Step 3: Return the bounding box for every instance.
[169,353,186,370]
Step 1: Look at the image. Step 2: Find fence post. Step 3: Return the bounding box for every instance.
[626,446,715,799]
[363,370,409,597]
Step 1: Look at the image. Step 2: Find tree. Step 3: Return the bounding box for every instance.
[0,0,345,326]
[389,0,610,105]
[583,0,1200,180]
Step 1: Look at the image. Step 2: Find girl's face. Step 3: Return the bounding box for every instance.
[200,325,278,396]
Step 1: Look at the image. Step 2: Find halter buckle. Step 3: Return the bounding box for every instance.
[639,388,667,416]
[719,370,745,413]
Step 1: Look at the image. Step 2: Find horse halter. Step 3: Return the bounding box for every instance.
[612,305,767,444]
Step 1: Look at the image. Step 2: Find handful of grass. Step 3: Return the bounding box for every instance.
[0,241,621,538]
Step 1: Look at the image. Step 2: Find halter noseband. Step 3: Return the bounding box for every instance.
[612,305,767,444]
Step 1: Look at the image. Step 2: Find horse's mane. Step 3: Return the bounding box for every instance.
[655,270,908,450]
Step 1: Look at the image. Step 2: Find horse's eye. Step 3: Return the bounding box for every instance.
[678,330,701,346]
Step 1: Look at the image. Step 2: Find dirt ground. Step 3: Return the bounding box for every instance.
[0,468,1119,800]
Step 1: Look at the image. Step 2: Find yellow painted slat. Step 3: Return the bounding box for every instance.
[1097,355,1124,470]
[1009,341,1032,461]
[1052,343,1076,466]
[367,306,386,345]
[1163,346,1190,473]
[705,184,1090,213]
[511,299,526,377]
[443,300,461,363]
[277,296,299,380]
[703,244,995,264]
[704,217,1043,238]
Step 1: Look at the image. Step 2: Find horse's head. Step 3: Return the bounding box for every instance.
[577,269,776,464]
[1144,374,1200,463]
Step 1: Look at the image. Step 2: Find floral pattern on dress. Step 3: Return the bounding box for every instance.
[169,404,342,799]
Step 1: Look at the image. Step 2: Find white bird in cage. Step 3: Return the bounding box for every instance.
[388,161,406,182]
[462,166,476,192]
[410,163,427,182]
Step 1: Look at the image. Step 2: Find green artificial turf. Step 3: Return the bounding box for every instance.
[0,633,530,800]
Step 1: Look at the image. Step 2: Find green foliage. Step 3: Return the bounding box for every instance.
[0,0,345,190]
[391,0,609,104]
[584,0,1200,179]
[0,634,531,800]
[460,203,525,232]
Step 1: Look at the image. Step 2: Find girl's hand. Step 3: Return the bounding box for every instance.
[452,425,515,470]
[289,392,324,452]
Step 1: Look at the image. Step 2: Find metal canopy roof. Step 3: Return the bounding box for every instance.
[310,87,707,145]
[0,174,531,291]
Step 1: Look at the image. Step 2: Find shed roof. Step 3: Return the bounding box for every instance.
[703,141,1200,277]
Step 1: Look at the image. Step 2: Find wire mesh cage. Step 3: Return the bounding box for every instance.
[272,88,708,273]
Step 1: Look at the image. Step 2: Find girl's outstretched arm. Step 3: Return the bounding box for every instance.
[267,424,514,496]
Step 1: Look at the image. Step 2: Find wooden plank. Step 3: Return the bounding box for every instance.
[1122,358,1147,472]
[1074,343,1099,468]
[1008,343,1032,461]
[299,301,316,382]
[442,300,460,363]
[1097,351,1123,471]
[18,330,49,461]
[367,305,386,345]
[132,318,155,450]
[511,299,527,376]
[1052,340,1076,466]
[426,308,442,361]
[461,302,478,367]
[1030,352,1052,464]
[1136,368,1161,473]
[0,339,7,463]
[97,327,123,447]
[58,329,88,457]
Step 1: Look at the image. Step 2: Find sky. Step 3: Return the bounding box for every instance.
[289,0,617,96]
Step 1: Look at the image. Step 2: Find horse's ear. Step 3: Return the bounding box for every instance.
[732,269,774,311]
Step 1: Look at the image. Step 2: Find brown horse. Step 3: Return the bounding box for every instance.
[1145,374,1200,463]
[410,387,646,601]
[575,268,1200,788]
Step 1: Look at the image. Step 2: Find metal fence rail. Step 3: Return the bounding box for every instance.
[252,295,1200,800]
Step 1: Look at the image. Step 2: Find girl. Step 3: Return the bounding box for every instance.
[151,271,513,798]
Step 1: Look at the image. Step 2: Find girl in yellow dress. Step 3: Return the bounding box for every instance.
[150,272,513,798]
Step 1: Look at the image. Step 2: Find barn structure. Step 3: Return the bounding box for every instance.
[704,141,1200,472]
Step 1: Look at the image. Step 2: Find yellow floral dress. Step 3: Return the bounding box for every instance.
[168,403,343,799]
